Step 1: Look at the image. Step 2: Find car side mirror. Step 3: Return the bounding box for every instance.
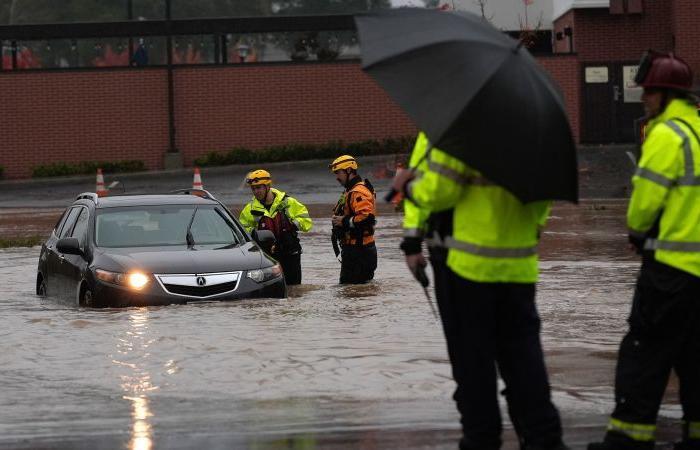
[56,237,83,257]
[252,229,276,246]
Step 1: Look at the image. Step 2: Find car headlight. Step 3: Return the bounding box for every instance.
[247,264,283,283]
[96,269,150,290]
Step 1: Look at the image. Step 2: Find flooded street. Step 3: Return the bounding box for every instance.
[0,200,684,449]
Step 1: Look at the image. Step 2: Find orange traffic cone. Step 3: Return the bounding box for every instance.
[96,168,108,197]
[192,167,204,190]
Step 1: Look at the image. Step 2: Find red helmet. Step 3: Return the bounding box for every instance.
[635,51,693,91]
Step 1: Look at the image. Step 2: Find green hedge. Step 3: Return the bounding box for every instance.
[0,165,4,179]
[0,236,44,248]
[31,160,146,178]
[194,137,414,167]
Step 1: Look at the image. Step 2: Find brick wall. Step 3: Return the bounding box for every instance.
[174,62,415,167]
[566,2,673,63]
[552,10,575,54]
[672,0,700,84]
[0,62,417,180]
[1,59,581,180]
[539,55,581,143]
[1,69,169,179]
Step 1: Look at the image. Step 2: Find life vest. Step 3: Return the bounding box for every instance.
[337,177,376,246]
[251,195,302,255]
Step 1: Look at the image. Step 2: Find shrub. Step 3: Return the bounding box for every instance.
[31,160,146,178]
[0,165,4,179]
[0,236,44,248]
[193,136,415,168]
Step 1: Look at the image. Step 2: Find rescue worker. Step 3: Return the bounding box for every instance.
[588,52,700,450]
[239,169,312,285]
[329,155,377,284]
[393,134,567,450]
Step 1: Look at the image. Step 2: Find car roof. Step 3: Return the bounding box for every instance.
[92,194,220,208]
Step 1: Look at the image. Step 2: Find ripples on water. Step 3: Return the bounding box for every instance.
[0,201,683,449]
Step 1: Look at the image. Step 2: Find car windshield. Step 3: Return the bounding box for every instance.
[95,205,245,248]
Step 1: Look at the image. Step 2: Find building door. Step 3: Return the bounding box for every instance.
[582,62,644,143]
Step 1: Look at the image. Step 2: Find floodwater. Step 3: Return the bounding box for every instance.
[0,200,685,449]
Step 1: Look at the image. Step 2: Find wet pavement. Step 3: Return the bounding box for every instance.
[0,198,686,450]
[1,152,685,449]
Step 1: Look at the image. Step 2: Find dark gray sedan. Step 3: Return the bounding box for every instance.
[36,190,286,307]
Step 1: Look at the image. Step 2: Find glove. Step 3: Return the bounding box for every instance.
[628,233,645,254]
[400,237,422,256]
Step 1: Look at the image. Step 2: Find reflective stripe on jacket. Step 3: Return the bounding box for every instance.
[406,147,550,283]
[239,188,313,234]
[402,132,433,239]
[628,99,700,278]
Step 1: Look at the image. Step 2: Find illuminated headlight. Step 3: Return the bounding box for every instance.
[247,264,283,283]
[96,269,150,290]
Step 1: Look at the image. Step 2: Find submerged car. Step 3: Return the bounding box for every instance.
[36,190,286,307]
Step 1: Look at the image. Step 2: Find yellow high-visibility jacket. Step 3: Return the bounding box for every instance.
[405,142,549,283]
[402,132,433,239]
[628,99,700,277]
[239,188,312,234]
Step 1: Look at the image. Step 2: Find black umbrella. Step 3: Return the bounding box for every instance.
[355,8,578,203]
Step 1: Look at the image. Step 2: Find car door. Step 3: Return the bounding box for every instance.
[42,208,73,298]
[53,206,82,301]
[59,206,90,303]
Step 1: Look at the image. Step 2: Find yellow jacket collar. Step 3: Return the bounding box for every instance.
[251,188,287,211]
[648,99,698,131]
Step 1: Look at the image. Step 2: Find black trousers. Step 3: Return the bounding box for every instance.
[276,253,302,285]
[340,243,377,284]
[604,259,700,449]
[431,257,563,450]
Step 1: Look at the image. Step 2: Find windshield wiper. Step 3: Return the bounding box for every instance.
[186,207,198,248]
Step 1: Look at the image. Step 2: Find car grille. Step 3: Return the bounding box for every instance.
[155,272,242,298]
[162,281,238,297]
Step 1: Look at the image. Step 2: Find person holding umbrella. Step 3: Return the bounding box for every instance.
[588,52,700,450]
[356,8,579,450]
[393,137,565,450]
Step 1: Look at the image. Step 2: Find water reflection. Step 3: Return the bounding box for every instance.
[0,204,683,448]
[115,309,155,450]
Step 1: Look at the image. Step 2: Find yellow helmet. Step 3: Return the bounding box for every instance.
[329,155,358,172]
[245,169,272,186]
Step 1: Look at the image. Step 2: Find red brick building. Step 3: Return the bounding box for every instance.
[552,0,700,143]
[1,2,699,179]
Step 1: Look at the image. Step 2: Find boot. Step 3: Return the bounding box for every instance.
[524,443,570,450]
[588,443,615,450]
[675,441,700,450]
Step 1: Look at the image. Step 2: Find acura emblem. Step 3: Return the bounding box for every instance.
[196,276,206,286]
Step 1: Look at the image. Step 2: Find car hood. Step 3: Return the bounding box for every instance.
[95,242,266,274]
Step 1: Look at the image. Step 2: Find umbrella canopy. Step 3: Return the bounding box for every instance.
[355,8,578,203]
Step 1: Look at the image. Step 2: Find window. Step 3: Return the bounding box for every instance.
[53,209,70,236]
[70,208,90,248]
[58,207,81,238]
[189,208,238,245]
[95,205,243,247]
